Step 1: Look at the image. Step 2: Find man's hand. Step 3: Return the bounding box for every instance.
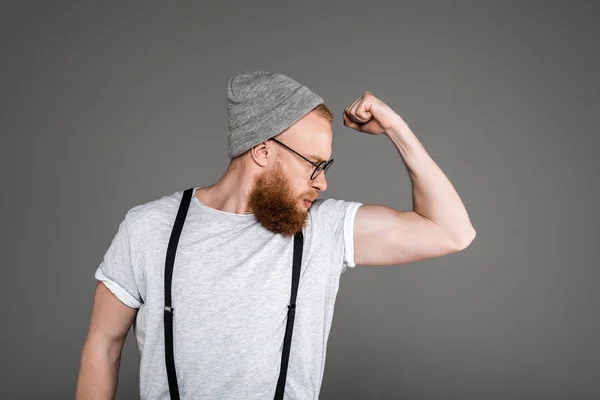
[342,91,402,135]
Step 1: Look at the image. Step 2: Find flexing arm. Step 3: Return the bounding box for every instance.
[75,281,137,399]
[343,92,476,266]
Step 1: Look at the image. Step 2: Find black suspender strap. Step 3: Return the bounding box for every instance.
[164,188,194,400]
[273,230,303,400]
[164,187,303,400]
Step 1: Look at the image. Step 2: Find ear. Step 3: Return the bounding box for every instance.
[250,140,275,167]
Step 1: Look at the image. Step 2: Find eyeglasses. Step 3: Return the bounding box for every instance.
[269,138,334,180]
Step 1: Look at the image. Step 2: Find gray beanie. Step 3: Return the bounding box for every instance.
[226,71,324,158]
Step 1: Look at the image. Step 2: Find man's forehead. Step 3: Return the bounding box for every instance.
[281,115,332,160]
[288,133,331,161]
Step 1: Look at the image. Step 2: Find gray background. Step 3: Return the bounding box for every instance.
[2,1,599,399]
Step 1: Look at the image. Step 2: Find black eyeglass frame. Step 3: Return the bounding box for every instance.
[269,138,334,180]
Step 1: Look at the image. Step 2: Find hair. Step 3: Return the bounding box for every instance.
[313,103,334,123]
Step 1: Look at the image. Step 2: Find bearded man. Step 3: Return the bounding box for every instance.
[76,71,476,400]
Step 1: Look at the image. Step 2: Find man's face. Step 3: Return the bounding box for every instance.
[247,111,332,236]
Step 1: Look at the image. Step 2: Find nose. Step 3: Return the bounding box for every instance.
[311,172,328,193]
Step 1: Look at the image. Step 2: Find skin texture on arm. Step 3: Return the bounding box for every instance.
[75,281,138,400]
[353,206,462,266]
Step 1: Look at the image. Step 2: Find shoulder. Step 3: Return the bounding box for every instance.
[309,197,363,214]
[123,189,185,234]
[308,198,363,230]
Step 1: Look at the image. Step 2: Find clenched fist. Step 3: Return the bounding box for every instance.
[342,91,402,135]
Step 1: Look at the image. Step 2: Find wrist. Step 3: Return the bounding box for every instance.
[384,115,410,138]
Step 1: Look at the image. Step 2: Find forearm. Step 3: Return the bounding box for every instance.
[75,338,122,400]
[385,117,476,247]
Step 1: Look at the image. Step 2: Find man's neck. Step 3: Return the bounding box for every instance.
[195,163,255,215]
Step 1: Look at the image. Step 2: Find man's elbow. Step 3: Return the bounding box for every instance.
[75,336,124,399]
[452,228,476,251]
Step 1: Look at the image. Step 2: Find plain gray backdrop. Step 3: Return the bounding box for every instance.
[2,1,599,399]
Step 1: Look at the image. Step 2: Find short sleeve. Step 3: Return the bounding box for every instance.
[342,202,362,271]
[309,198,362,274]
[94,216,143,308]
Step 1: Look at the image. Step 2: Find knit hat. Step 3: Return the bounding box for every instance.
[226,71,324,158]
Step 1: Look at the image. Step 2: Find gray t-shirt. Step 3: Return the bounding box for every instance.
[95,187,362,399]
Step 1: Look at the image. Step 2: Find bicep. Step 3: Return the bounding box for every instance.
[353,205,459,266]
[86,281,138,347]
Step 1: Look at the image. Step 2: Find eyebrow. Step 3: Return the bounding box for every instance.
[308,154,327,163]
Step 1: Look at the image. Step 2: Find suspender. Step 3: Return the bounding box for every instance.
[164,187,303,400]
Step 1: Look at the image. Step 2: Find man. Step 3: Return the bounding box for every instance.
[75,71,475,399]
